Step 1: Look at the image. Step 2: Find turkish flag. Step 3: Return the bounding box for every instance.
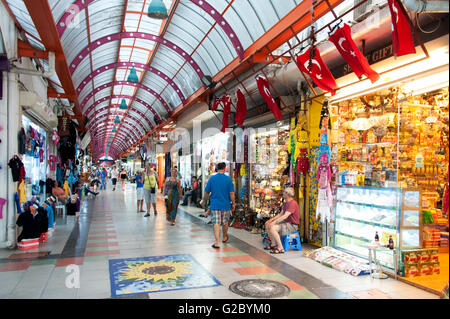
[235,89,247,127]
[295,47,338,96]
[221,95,231,132]
[388,0,416,56]
[211,98,220,111]
[329,24,380,83]
[256,76,283,120]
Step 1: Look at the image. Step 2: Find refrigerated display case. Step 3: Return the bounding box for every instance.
[334,186,401,269]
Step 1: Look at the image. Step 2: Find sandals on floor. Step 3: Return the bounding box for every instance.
[222,236,229,243]
[211,244,220,249]
[264,245,277,251]
[270,248,285,254]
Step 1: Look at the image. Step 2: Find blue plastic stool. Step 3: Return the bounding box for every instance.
[281,232,302,252]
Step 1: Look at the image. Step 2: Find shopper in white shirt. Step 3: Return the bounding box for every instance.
[111,168,119,191]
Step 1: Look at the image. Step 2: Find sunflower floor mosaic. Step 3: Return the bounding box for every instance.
[108,254,221,297]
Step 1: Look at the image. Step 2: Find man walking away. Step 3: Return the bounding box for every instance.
[202,162,235,248]
[111,168,118,191]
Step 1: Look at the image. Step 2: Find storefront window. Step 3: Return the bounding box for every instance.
[21,115,47,198]
[329,86,449,270]
[249,125,289,216]
[201,132,232,195]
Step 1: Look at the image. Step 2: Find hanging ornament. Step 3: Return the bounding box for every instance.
[114,116,121,124]
[256,76,283,120]
[112,126,117,133]
[295,47,338,96]
[235,89,247,127]
[329,24,380,83]
[120,99,128,110]
[387,0,416,57]
[127,67,139,83]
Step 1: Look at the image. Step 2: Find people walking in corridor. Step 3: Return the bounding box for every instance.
[202,162,235,248]
[264,187,300,254]
[163,168,183,226]
[120,168,128,191]
[111,168,118,191]
[143,165,159,217]
[135,170,145,213]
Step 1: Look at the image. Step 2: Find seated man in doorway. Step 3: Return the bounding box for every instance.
[264,187,300,254]
[180,176,200,206]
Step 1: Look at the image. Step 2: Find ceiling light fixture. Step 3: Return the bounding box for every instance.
[147,0,169,19]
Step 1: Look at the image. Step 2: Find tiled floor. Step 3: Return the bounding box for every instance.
[0,183,441,299]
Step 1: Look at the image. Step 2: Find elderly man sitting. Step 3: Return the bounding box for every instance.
[264,187,300,254]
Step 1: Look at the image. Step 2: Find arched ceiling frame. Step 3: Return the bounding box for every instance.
[68,32,205,80]
[77,62,186,104]
[84,94,162,122]
[88,112,149,136]
[81,80,171,114]
[56,0,244,60]
[87,105,152,131]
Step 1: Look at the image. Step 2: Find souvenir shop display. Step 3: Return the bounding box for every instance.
[303,246,371,276]
[201,132,232,193]
[329,85,449,284]
[249,126,289,231]
[20,116,48,198]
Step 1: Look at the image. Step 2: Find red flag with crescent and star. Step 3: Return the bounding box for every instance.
[256,76,283,120]
[329,23,380,83]
[388,0,416,57]
[295,47,338,96]
[235,89,247,127]
[221,95,231,132]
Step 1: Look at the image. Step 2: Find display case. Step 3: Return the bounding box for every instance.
[249,126,289,217]
[334,186,401,269]
[400,189,422,248]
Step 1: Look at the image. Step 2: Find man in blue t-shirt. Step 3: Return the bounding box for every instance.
[202,162,235,249]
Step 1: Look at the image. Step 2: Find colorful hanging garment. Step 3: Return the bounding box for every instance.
[256,76,283,120]
[387,0,416,57]
[296,47,338,96]
[329,23,380,83]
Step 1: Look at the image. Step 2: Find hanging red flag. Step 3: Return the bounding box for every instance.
[221,95,231,133]
[295,47,338,96]
[388,0,416,57]
[329,24,380,83]
[211,98,220,111]
[256,76,283,120]
[235,89,247,127]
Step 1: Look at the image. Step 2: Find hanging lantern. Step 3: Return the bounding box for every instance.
[147,0,168,19]
[112,126,117,132]
[127,67,139,83]
[114,115,120,124]
[120,98,128,110]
